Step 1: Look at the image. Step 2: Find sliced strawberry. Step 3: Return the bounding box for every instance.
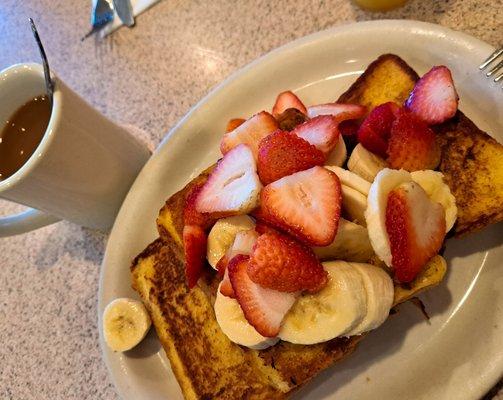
[220,268,235,298]
[307,103,366,120]
[260,166,341,246]
[226,118,246,133]
[218,229,259,298]
[196,144,262,215]
[183,183,215,229]
[257,130,325,185]
[387,109,441,171]
[228,254,297,337]
[405,66,458,125]
[386,182,446,283]
[220,111,279,157]
[357,102,401,158]
[292,115,340,155]
[183,225,207,288]
[339,119,360,137]
[248,231,328,293]
[254,221,279,235]
[272,91,307,118]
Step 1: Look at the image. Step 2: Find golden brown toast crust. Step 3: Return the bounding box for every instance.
[338,54,419,111]
[131,237,288,400]
[434,112,503,236]
[338,53,503,236]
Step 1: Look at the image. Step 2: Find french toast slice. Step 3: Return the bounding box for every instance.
[338,54,503,236]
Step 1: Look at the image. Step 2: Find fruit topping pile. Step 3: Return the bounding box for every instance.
[181,66,459,348]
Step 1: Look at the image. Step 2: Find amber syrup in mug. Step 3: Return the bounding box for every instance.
[0,95,51,180]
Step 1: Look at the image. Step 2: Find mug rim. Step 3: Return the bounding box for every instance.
[0,63,61,192]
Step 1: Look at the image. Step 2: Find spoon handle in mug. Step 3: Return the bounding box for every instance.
[0,208,60,237]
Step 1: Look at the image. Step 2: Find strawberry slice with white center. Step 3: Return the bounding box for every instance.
[307,103,366,120]
[405,66,459,125]
[386,181,446,283]
[228,254,297,337]
[259,166,341,246]
[183,225,207,288]
[196,144,262,215]
[272,91,307,118]
[292,115,340,155]
[220,111,279,157]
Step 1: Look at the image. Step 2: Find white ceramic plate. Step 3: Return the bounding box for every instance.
[99,20,503,400]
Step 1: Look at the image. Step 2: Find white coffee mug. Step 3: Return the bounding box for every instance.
[0,63,150,236]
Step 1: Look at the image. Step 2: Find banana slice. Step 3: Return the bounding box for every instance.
[325,165,371,196]
[279,261,367,345]
[348,143,388,182]
[207,215,255,269]
[325,135,347,167]
[214,283,279,350]
[103,298,152,352]
[313,218,374,262]
[411,170,458,232]
[365,168,412,266]
[345,263,394,336]
[341,184,367,226]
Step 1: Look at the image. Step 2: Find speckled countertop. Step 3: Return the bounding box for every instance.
[0,1,501,399]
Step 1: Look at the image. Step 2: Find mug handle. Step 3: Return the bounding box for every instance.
[0,208,60,237]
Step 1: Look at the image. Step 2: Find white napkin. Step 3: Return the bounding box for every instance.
[100,0,162,37]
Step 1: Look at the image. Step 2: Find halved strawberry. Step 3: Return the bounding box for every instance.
[196,144,262,215]
[386,181,446,283]
[307,103,366,120]
[220,268,235,298]
[272,91,307,118]
[218,230,259,298]
[387,109,441,171]
[257,130,325,185]
[339,119,360,137]
[183,225,207,288]
[292,115,340,155]
[254,221,279,235]
[220,111,279,157]
[228,254,297,337]
[226,118,246,133]
[248,231,328,293]
[260,166,341,246]
[183,182,215,229]
[357,102,401,158]
[405,66,458,125]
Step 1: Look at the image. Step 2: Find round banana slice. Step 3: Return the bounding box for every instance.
[365,168,412,267]
[325,135,347,167]
[313,218,374,262]
[345,263,394,336]
[103,298,152,352]
[279,261,367,345]
[411,170,458,232]
[207,215,255,269]
[348,143,388,182]
[214,284,279,350]
[325,165,371,196]
[341,184,367,226]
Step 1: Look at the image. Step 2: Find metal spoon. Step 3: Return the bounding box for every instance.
[29,18,54,105]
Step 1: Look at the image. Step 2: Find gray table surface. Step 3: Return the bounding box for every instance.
[0,1,501,399]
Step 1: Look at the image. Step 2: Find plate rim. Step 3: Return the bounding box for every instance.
[98,19,500,400]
